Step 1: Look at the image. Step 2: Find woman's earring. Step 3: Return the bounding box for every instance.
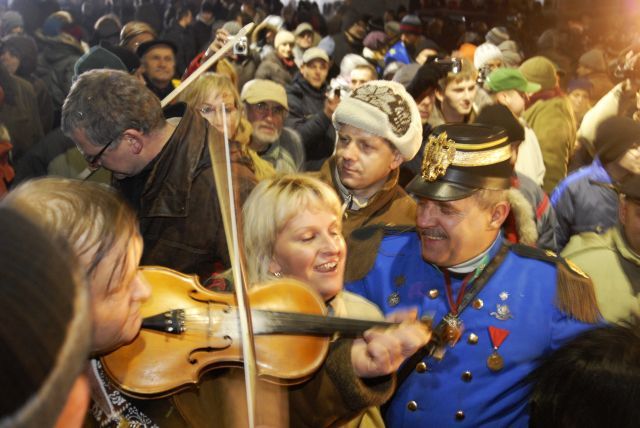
[272,271,283,278]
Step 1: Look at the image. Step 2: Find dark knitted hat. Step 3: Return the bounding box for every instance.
[485,26,509,46]
[1,34,38,77]
[567,78,593,96]
[200,1,216,15]
[476,104,525,144]
[0,207,90,426]
[595,116,640,164]
[74,45,128,79]
[400,14,422,35]
[363,31,388,51]
[341,12,364,33]
[0,11,24,36]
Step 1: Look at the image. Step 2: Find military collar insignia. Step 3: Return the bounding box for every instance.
[421,131,456,182]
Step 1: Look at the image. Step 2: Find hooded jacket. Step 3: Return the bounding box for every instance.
[522,95,576,193]
[34,30,84,115]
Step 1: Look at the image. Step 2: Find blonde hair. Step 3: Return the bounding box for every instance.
[119,21,157,50]
[177,72,275,180]
[2,178,139,279]
[243,174,342,284]
[438,58,478,90]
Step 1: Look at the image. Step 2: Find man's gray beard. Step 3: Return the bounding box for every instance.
[253,129,281,146]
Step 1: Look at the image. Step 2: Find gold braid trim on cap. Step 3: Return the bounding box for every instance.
[452,144,512,167]
[421,132,456,182]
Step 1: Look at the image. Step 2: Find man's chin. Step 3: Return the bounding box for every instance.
[254,130,279,144]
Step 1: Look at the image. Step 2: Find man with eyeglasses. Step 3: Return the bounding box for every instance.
[241,79,304,173]
[61,69,246,282]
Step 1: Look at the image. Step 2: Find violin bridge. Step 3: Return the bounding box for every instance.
[141,309,186,334]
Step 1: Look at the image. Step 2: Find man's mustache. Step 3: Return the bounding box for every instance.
[419,228,448,239]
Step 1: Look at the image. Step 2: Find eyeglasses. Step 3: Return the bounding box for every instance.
[198,103,238,117]
[250,102,286,118]
[84,136,118,170]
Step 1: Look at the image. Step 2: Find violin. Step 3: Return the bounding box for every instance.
[101,266,399,399]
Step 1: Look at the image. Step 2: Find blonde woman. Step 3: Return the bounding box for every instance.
[242,174,431,427]
[177,72,275,181]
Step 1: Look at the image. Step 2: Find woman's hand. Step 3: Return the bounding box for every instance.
[350,308,431,378]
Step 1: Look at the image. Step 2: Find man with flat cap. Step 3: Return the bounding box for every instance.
[347,123,600,427]
[562,174,640,323]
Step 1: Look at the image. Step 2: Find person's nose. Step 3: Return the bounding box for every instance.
[416,202,438,228]
[341,141,358,161]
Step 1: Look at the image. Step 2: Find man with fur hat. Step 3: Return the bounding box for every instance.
[255,30,297,85]
[347,123,600,427]
[241,78,304,172]
[552,116,640,249]
[385,14,422,65]
[562,175,640,323]
[520,56,576,193]
[317,80,422,282]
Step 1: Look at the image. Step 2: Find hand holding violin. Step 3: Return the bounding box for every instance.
[350,308,431,378]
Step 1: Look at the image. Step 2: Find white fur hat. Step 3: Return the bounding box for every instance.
[332,80,422,161]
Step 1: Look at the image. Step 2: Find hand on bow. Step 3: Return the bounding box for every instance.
[350,308,431,378]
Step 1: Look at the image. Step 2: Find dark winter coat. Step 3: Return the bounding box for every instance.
[285,72,335,169]
[255,51,296,86]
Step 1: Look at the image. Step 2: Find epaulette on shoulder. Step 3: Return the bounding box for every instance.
[350,224,415,241]
[510,244,601,323]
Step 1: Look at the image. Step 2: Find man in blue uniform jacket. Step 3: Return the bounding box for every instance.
[346,123,601,427]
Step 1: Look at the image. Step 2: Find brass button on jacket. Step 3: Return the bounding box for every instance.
[407,401,418,411]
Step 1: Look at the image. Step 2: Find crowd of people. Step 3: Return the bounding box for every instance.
[1,0,639,427]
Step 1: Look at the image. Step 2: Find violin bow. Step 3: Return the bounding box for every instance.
[77,22,255,181]
[207,111,258,427]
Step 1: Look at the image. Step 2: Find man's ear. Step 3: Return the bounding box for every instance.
[122,129,145,155]
[390,150,404,170]
[435,87,444,103]
[489,200,510,229]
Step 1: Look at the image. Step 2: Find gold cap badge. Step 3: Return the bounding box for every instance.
[421,132,456,182]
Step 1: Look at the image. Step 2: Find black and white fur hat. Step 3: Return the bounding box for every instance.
[332,80,423,161]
